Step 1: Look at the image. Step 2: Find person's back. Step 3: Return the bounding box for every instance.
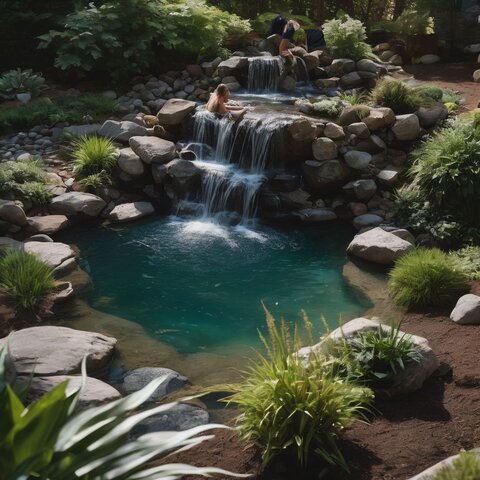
[268,15,288,36]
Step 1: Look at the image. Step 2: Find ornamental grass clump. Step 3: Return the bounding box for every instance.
[433,451,480,480]
[312,98,344,118]
[72,136,119,191]
[388,248,469,309]
[222,312,373,471]
[0,250,56,310]
[372,79,430,114]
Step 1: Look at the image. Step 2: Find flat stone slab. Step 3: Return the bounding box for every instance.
[132,403,209,437]
[108,202,155,223]
[29,375,121,409]
[450,294,480,325]
[0,326,117,376]
[347,226,414,265]
[98,120,146,142]
[156,99,196,126]
[122,367,189,402]
[24,241,75,268]
[50,192,106,217]
[27,215,70,235]
[129,136,176,164]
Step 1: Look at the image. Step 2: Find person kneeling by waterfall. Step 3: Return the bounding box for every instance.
[206,84,247,121]
[278,20,300,83]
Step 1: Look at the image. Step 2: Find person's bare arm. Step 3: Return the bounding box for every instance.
[225,104,244,111]
[279,39,292,57]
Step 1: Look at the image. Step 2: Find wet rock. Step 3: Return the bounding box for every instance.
[98,120,147,142]
[122,367,189,402]
[24,241,75,268]
[156,99,196,126]
[129,136,176,164]
[347,226,414,264]
[166,159,202,194]
[0,326,116,376]
[288,118,317,142]
[215,57,248,77]
[450,294,480,325]
[50,192,106,217]
[108,202,155,223]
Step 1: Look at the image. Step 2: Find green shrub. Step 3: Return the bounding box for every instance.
[0,94,118,131]
[372,79,430,114]
[413,85,443,102]
[394,8,435,35]
[312,98,344,118]
[323,14,373,61]
[346,325,421,387]
[0,158,51,204]
[0,346,237,480]
[450,247,480,280]
[389,248,469,308]
[338,91,370,106]
[0,250,56,310]
[0,69,46,100]
[433,451,480,480]
[38,0,250,82]
[222,312,373,470]
[72,136,118,185]
[441,89,463,105]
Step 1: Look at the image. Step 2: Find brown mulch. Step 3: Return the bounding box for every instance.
[404,62,479,111]
[163,282,480,480]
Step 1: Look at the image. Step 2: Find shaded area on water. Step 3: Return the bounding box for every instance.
[58,218,372,355]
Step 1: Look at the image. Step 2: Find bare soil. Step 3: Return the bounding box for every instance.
[163,282,480,480]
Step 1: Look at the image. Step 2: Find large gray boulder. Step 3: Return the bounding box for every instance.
[352,213,383,230]
[122,367,189,402]
[287,118,317,142]
[302,159,351,191]
[347,226,414,264]
[156,99,196,126]
[26,215,70,235]
[129,136,176,164]
[0,326,117,376]
[108,202,155,224]
[118,148,145,177]
[50,192,106,217]
[392,114,421,141]
[363,107,395,131]
[29,375,121,409]
[215,56,249,78]
[312,137,338,161]
[344,150,372,170]
[416,103,448,128]
[299,317,439,397]
[98,120,146,142]
[63,124,102,137]
[0,200,27,226]
[24,241,75,269]
[166,159,202,194]
[132,404,209,437]
[450,294,480,325]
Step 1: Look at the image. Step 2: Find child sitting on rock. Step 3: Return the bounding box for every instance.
[206,84,247,121]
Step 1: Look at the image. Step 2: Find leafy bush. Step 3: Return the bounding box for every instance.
[0,158,51,204]
[38,0,250,82]
[323,14,373,61]
[394,9,435,35]
[312,98,344,118]
[389,248,469,309]
[0,347,238,480]
[346,325,421,387]
[72,136,118,191]
[441,89,463,105]
[222,312,373,470]
[0,250,56,310]
[0,94,118,131]
[372,79,430,114]
[338,91,370,106]
[433,451,480,480]
[450,247,480,280]
[0,69,46,100]
[414,85,443,102]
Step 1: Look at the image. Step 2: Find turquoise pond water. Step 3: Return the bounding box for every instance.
[59,217,372,354]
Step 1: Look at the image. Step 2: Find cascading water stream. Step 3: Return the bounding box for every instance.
[248,56,282,92]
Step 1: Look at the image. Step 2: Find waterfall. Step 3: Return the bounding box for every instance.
[295,56,309,83]
[248,57,281,92]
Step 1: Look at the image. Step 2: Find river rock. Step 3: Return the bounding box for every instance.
[50,192,106,217]
[353,213,383,230]
[129,136,176,164]
[216,57,248,77]
[474,69,480,83]
[63,124,102,137]
[288,118,317,142]
[27,215,70,235]
[450,294,480,325]
[356,58,385,73]
[298,208,337,222]
[0,200,27,226]
[24,241,75,268]
[29,375,121,409]
[345,122,370,138]
[416,103,448,128]
[324,123,345,140]
[122,367,189,402]
[299,317,439,397]
[132,403,209,436]
[108,202,155,224]
[418,54,440,65]
[166,158,202,194]
[353,179,377,200]
[0,237,22,251]
[344,150,372,170]
[326,58,356,76]
[340,71,363,88]
[0,326,117,376]
[98,120,146,142]
[347,226,414,264]
[312,137,338,161]
[118,147,145,177]
[302,159,351,191]
[377,165,401,186]
[363,107,395,131]
[156,99,196,126]
[280,75,296,92]
[392,114,420,141]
